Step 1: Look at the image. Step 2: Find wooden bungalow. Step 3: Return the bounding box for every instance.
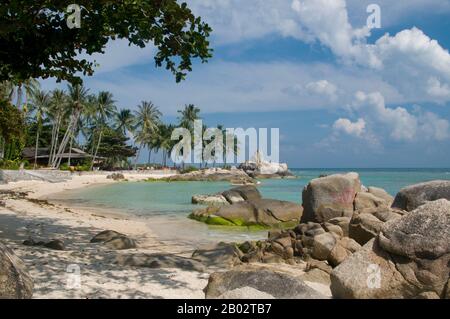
[22,147,103,166]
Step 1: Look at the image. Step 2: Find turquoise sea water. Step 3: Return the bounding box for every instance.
[53,168,450,245]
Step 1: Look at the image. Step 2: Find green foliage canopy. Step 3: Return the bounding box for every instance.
[0,98,25,143]
[0,1,212,84]
[93,127,137,169]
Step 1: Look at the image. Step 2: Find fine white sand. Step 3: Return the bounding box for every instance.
[0,170,331,299]
[0,171,211,299]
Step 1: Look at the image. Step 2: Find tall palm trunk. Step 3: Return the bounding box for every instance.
[53,109,79,168]
[134,144,142,170]
[48,114,59,166]
[34,121,41,169]
[16,84,22,110]
[90,129,103,171]
[0,137,5,160]
[50,118,62,166]
[68,135,73,167]
[147,148,152,165]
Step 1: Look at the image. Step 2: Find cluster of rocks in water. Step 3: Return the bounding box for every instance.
[160,157,295,184]
[238,161,295,179]
[194,173,450,299]
[166,167,257,185]
[190,185,302,228]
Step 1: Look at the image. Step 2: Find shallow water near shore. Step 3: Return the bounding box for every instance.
[50,168,450,246]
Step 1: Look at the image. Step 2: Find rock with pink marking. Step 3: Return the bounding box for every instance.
[301,173,361,223]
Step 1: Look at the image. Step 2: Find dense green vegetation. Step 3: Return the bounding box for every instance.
[0,81,237,170]
[0,1,219,170]
[0,1,212,85]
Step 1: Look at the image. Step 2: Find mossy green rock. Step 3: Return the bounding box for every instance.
[190,199,303,228]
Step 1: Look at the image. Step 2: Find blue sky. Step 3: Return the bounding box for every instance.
[43,0,450,168]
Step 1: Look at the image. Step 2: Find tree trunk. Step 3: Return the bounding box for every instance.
[16,84,22,110]
[68,136,73,167]
[53,109,79,168]
[48,120,57,166]
[0,137,4,160]
[48,114,61,166]
[51,117,62,166]
[147,148,152,165]
[134,144,142,170]
[90,129,103,171]
[89,129,96,157]
[34,123,40,169]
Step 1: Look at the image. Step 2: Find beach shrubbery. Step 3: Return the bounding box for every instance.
[180,166,199,174]
[0,159,22,169]
[60,161,91,172]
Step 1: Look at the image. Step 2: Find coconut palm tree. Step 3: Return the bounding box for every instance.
[156,123,176,167]
[47,89,68,166]
[133,101,162,169]
[52,84,89,168]
[11,78,40,111]
[177,104,200,131]
[29,89,51,168]
[90,91,117,170]
[114,109,135,136]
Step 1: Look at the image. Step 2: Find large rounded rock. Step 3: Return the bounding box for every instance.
[330,239,409,299]
[349,208,402,245]
[367,187,394,206]
[225,185,261,202]
[192,243,242,268]
[104,236,137,250]
[190,199,302,227]
[354,192,390,211]
[331,199,450,299]
[205,265,326,299]
[327,216,351,236]
[191,194,229,205]
[90,230,137,250]
[217,286,275,299]
[392,180,450,211]
[0,242,33,299]
[116,253,205,272]
[301,172,361,223]
[349,211,385,245]
[252,199,303,225]
[312,233,337,261]
[379,199,449,259]
[90,230,124,243]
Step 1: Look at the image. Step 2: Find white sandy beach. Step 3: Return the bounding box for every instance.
[0,171,215,299]
[0,170,331,299]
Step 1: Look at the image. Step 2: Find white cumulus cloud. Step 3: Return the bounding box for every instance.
[291,1,450,103]
[305,80,338,100]
[352,91,449,141]
[427,77,450,103]
[333,118,366,137]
